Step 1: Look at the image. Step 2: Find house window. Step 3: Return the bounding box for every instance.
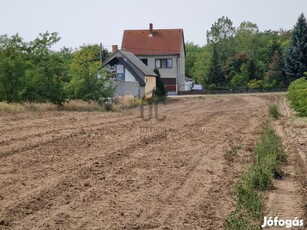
[155,58,172,69]
[140,58,148,66]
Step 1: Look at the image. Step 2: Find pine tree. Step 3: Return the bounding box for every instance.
[153,68,167,99]
[207,44,224,87]
[284,13,307,82]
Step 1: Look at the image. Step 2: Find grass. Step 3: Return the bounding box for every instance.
[0,96,144,113]
[0,101,57,113]
[62,100,105,112]
[225,210,260,230]
[269,104,281,119]
[0,100,105,112]
[224,122,286,230]
[111,95,143,111]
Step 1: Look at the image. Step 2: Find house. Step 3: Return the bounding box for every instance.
[101,46,157,98]
[121,23,186,95]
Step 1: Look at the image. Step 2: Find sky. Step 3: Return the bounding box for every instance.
[0,0,306,51]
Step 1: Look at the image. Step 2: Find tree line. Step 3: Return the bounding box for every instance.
[1,14,306,105]
[0,32,112,104]
[185,13,307,90]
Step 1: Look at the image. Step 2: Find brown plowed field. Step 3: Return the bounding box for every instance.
[0,94,305,229]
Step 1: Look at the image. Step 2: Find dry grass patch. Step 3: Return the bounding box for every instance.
[0,96,144,113]
[112,95,143,111]
[0,100,103,112]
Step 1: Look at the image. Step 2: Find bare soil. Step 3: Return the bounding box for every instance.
[0,94,305,230]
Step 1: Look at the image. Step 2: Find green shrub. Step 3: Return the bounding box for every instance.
[263,79,278,89]
[230,65,249,90]
[269,104,281,119]
[208,83,218,90]
[247,79,264,89]
[146,95,165,104]
[288,77,307,116]
[152,89,166,101]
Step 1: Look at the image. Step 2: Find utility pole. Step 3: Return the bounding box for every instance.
[100,43,103,66]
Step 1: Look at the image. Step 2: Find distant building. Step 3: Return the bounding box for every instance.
[121,23,186,94]
[101,46,157,98]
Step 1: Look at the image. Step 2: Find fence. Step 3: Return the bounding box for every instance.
[178,88,288,95]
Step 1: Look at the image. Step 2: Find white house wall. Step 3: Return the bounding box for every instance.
[178,42,186,91]
[137,55,178,79]
[112,81,144,98]
[137,53,186,92]
[125,68,137,82]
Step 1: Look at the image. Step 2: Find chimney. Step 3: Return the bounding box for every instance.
[112,45,118,53]
[149,23,153,37]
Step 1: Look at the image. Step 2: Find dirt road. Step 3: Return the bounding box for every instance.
[264,96,307,230]
[0,94,305,229]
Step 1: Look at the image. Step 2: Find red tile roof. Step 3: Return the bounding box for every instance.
[121,28,184,56]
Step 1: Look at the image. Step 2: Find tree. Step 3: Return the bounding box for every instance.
[222,52,248,80]
[284,13,307,82]
[184,17,291,90]
[206,16,236,44]
[237,21,259,34]
[269,38,282,58]
[153,68,167,99]
[235,22,259,57]
[230,64,249,90]
[264,50,284,86]
[193,51,211,85]
[58,47,73,84]
[0,34,27,102]
[207,44,224,87]
[206,16,236,64]
[22,32,66,105]
[247,58,258,80]
[185,42,202,79]
[66,44,112,101]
